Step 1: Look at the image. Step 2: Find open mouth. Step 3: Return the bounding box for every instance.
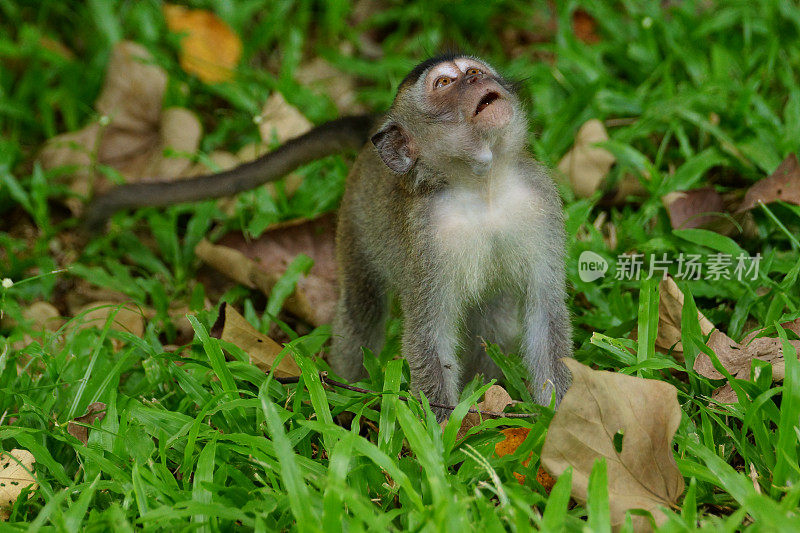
[474,91,500,115]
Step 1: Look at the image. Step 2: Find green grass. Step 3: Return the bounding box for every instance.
[2,0,800,530]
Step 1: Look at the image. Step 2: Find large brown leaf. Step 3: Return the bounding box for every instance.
[199,214,338,326]
[541,359,684,529]
[557,119,616,198]
[37,41,202,213]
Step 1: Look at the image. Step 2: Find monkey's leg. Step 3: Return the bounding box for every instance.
[400,288,463,421]
[462,294,522,384]
[330,260,387,382]
[522,280,572,407]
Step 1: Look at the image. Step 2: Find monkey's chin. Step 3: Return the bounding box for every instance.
[472,99,513,131]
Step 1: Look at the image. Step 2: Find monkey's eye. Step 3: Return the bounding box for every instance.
[433,76,454,89]
[465,67,482,76]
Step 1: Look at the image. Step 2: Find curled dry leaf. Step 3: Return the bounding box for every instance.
[37,125,101,213]
[656,276,715,361]
[195,238,318,325]
[572,9,601,44]
[213,303,300,378]
[662,188,726,230]
[295,58,365,114]
[67,402,107,445]
[198,214,338,326]
[72,301,145,343]
[738,153,800,212]
[695,325,800,403]
[0,449,37,521]
[451,384,514,439]
[2,301,64,358]
[163,4,242,83]
[0,301,63,332]
[557,119,616,197]
[101,107,202,181]
[481,384,514,413]
[38,41,202,212]
[258,92,313,145]
[541,359,684,529]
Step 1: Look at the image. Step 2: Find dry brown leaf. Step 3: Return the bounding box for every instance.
[656,276,715,361]
[659,278,799,402]
[541,359,684,529]
[572,9,601,44]
[39,36,75,60]
[214,303,300,378]
[37,124,101,213]
[609,173,648,205]
[194,238,321,325]
[207,214,338,326]
[163,4,242,83]
[67,402,107,445]
[101,107,202,181]
[295,58,365,114]
[481,384,513,413]
[96,42,166,133]
[258,92,313,145]
[695,326,800,402]
[449,384,515,439]
[38,41,202,212]
[662,188,726,229]
[64,282,133,318]
[738,153,800,212]
[557,119,616,197]
[72,301,145,341]
[2,301,65,357]
[0,449,37,520]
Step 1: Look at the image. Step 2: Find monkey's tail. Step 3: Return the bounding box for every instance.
[84,114,376,232]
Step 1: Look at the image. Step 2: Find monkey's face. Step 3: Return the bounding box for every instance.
[372,55,527,180]
[421,57,514,132]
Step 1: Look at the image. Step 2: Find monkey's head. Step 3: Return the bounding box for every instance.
[371,54,527,183]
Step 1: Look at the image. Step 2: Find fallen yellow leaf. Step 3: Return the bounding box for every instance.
[164,4,242,83]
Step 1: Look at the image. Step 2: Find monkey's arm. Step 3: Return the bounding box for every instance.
[84,114,376,231]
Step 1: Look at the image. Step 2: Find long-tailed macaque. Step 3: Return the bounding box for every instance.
[87,54,572,419]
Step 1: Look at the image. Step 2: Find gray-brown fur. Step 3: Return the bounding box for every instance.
[330,56,572,419]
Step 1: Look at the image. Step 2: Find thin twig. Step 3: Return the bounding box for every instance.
[275,372,535,419]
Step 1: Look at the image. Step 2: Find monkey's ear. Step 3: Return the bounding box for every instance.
[371,123,418,174]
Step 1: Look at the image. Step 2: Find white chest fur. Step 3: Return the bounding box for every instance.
[431,171,547,297]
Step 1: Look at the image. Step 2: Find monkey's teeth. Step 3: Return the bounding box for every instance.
[475,92,500,115]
